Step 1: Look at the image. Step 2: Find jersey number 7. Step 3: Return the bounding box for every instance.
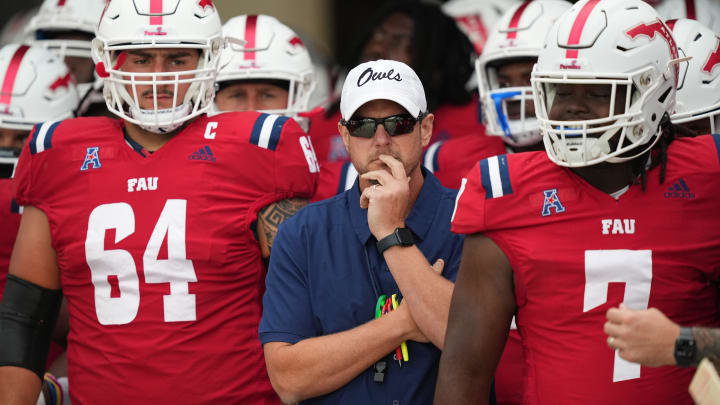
[584,249,652,382]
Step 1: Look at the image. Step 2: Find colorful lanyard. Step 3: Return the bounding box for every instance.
[375,294,410,364]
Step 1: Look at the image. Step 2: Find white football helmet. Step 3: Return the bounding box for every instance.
[26,0,106,59]
[668,18,720,134]
[92,0,223,133]
[0,44,79,131]
[649,0,720,32]
[532,0,681,167]
[477,0,572,147]
[442,0,522,55]
[216,14,315,118]
[25,0,107,114]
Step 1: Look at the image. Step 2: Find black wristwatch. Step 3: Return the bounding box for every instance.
[376,227,415,254]
[674,327,696,367]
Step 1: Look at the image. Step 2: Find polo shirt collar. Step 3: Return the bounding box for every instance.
[346,166,443,245]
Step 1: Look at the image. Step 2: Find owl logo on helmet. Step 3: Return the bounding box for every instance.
[624,19,679,84]
[48,73,74,93]
[198,0,214,10]
[702,39,720,74]
[287,36,306,55]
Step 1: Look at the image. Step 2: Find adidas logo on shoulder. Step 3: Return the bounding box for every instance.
[664,178,694,200]
[188,146,216,162]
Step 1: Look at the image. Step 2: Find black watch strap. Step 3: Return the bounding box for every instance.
[674,327,696,367]
[376,228,414,254]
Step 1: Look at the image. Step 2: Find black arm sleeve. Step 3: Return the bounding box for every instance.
[0,274,62,380]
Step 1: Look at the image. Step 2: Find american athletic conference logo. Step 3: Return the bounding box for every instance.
[541,189,565,216]
[80,147,102,171]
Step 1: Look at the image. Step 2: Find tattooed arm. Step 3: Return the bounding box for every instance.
[256,198,309,259]
[691,327,720,369]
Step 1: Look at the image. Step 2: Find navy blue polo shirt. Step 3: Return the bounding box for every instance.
[259,168,464,405]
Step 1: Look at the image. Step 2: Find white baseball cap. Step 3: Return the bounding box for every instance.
[340,59,427,120]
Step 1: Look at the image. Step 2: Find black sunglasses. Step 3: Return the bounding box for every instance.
[340,113,425,138]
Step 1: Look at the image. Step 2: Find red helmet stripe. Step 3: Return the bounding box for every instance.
[507,1,533,39]
[684,0,696,20]
[150,0,163,25]
[665,19,678,31]
[455,15,489,53]
[244,15,258,61]
[57,0,66,5]
[0,45,30,109]
[565,0,602,59]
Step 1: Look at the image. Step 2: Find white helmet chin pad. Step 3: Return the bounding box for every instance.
[549,134,611,164]
[130,103,192,134]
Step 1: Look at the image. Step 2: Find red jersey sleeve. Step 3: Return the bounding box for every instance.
[451,153,525,235]
[218,112,319,229]
[270,116,319,197]
[13,136,36,207]
[450,159,488,235]
[13,121,63,213]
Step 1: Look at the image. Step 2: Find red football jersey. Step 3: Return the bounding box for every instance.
[430,96,496,145]
[423,134,507,190]
[452,135,720,405]
[14,113,318,405]
[311,160,357,202]
[495,329,525,405]
[0,178,22,297]
[304,108,347,165]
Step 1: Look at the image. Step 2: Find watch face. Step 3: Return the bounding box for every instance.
[396,228,414,246]
[675,328,696,367]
